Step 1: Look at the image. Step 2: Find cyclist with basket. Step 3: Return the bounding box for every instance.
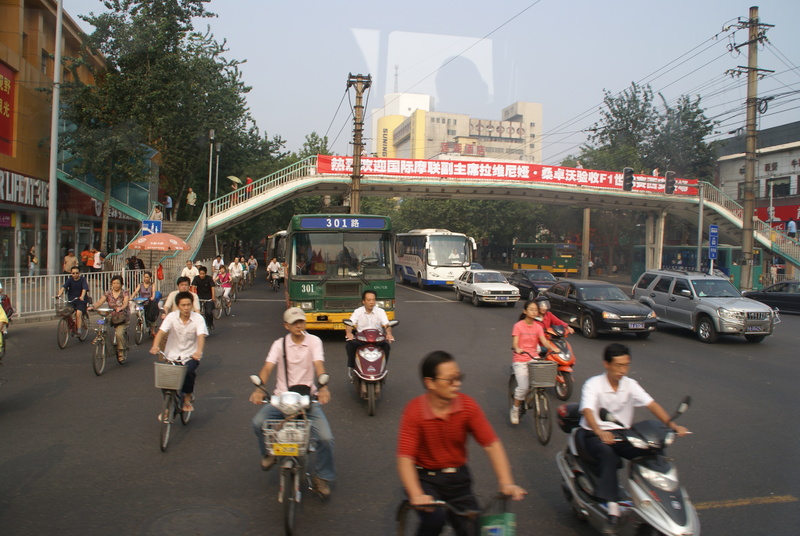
[510,299,557,425]
[397,351,526,536]
[56,267,89,336]
[149,291,207,413]
[90,275,131,363]
[249,307,335,498]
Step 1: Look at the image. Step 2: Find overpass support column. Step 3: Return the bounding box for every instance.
[644,211,666,271]
[581,207,590,279]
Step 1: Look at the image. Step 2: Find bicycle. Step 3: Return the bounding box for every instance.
[247,266,256,286]
[198,298,215,331]
[269,270,281,292]
[154,352,192,452]
[132,298,158,345]
[89,306,129,376]
[396,493,511,536]
[508,352,557,445]
[232,276,242,298]
[55,297,89,349]
[252,376,328,536]
[219,292,232,316]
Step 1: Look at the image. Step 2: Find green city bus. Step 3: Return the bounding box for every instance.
[512,243,580,275]
[283,214,395,330]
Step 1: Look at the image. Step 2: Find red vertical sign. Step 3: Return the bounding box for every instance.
[0,62,14,156]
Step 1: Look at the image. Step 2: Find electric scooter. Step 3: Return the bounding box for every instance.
[343,319,398,416]
[555,398,699,536]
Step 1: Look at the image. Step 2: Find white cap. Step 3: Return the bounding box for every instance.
[283,307,306,324]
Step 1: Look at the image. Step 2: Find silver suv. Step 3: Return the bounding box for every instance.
[632,269,780,343]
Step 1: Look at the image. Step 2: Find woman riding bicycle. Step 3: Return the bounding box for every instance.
[91,275,130,363]
[132,271,160,325]
[510,300,556,425]
[214,265,232,303]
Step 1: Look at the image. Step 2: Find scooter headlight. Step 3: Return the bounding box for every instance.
[638,465,679,492]
[625,434,649,450]
[358,347,383,361]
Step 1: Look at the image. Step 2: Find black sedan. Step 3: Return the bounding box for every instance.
[507,269,558,301]
[544,280,657,339]
[742,280,800,314]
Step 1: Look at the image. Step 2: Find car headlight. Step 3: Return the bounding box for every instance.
[637,465,679,492]
[718,307,743,321]
[646,310,656,319]
[602,311,620,320]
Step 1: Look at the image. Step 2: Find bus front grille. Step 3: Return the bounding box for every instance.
[325,282,361,297]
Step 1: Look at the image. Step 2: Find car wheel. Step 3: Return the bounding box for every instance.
[696,316,718,343]
[528,290,536,301]
[455,289,463,301]
[744,334,765,343]
[471,293,481,307]
[581,315,597,339]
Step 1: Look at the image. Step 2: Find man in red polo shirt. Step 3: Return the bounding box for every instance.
[397,351,526,535]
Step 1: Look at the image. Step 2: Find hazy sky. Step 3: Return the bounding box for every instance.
[63,0,800,164]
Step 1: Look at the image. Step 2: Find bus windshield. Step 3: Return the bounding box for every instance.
[429,236,470,267]
[290,232,392,279]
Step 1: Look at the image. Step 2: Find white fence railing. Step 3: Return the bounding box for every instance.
[1,269,151,319]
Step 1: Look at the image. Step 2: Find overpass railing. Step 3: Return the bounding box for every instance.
[207,156,318,219]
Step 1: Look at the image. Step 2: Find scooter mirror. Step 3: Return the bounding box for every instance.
[599,408,624,427]
[316,373,330,387]
[387,320,400,327]
[250,374,263,386]
[342,319,354,327]
[676,396,691,415]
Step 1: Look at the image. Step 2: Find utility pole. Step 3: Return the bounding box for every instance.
[731,6,773,291]
[347,73,371,214]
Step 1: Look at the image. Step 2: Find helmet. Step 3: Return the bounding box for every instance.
[534,295,550,312]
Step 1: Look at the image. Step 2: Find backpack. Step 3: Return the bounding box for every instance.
[1,294,14,318]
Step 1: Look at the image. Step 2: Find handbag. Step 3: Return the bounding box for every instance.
[157,264,164,280]
[110,311,127,325]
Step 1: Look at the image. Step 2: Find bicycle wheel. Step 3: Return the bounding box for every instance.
[533,389,552,445]
[134,315,144,345]
[0,330,5,359]
[213,299,223,319]
[224,298,231,316]
[181,395,192,425]
[93,338,106,376]
[78,314,89,341]
[160,391,173,452]
[281,465,298,535]
[231,288,237,302]
[57,317,69,349]
[396,500,424,536]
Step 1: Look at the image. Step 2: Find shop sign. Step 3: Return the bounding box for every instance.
[0,62,14,156]
[0,211,13,227]
[0,169,49,208]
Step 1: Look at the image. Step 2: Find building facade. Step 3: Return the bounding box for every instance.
[0,0,142,276]
[372,94,543,164]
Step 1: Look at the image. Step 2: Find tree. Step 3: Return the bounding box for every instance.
[649,94,717,180]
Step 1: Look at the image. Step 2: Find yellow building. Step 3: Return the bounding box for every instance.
[0,1,140,276]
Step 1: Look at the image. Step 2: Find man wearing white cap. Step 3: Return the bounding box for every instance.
[249,307,335,498]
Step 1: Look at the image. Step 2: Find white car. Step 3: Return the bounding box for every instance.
[454,269,520,307]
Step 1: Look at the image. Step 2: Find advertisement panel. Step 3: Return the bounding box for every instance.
[0,62,14,156]
[317,155,698,195]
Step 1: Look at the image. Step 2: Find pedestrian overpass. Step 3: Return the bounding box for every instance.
[111,155,800,285]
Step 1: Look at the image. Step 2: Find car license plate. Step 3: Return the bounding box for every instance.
[272,443,299,456]
[497,296,508,301]
[746,325,765,332]
[628,322,644,329]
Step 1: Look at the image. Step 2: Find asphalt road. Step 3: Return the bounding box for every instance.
[1,278,798,536]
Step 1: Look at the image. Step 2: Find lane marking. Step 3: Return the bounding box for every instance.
[234,299,284,302]
[397,285,455,302]
[405,300,457,303]
[694,494,798,510]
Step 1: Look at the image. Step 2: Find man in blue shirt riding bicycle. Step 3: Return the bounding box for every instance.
[56,267,89,336]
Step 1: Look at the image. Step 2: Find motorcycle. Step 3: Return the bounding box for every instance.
[343,319,398,416]
[542,324,576,401]
[555,397,698,536]
[269,270,281,292]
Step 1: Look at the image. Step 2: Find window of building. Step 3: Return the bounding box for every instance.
[41,50,48,74]
[529,144,535,149]
[530,133,536,138]
[529,122,535,127]
[447,119,451,125]
[453,120,457,125]
[766,177,790,198]
[447,130,456,136]
[431,118,435,123]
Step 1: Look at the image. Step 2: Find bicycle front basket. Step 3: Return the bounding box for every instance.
[56,304,75,317]
[154,362,188,390]
[262,419,311,457]
[528,360,557,388]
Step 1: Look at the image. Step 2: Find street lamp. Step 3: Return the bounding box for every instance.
[207,129,215,201]
[214,142,221,199]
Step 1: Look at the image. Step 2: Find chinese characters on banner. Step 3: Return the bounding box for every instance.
[316,155,698,195]
[0,62,14,156]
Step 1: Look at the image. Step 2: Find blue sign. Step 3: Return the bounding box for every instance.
[709,225,718,260]
[142,220,162,236]
[299,217,386,230]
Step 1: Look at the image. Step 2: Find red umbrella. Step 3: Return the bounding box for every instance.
[130,233,190,252]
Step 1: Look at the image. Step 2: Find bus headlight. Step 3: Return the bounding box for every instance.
[293,301,314,311]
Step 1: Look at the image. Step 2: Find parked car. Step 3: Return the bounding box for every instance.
[544,280,657,339]
[632,269,779,343]
[507,269,558,301]
[742,280,800,314]
[454,269,520,307]
[468,262,484,270]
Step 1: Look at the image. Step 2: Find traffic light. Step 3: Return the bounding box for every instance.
[664,171,676,194]
[622,167,634,191]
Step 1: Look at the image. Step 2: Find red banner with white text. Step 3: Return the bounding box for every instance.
[0,62,15,156]
[317,155,698,195]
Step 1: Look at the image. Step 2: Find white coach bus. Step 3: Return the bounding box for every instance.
[395,229,476,288]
